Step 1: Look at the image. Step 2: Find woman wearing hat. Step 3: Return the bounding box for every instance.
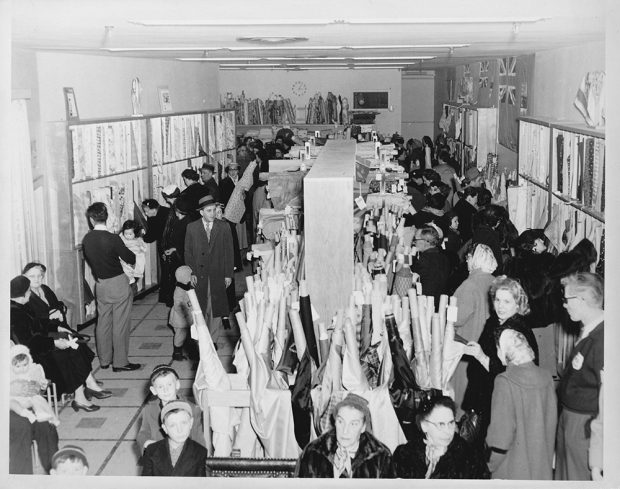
[393,396,489,479]
[295,394,395,478]
[142,196,174,305]
[10,274,111,412]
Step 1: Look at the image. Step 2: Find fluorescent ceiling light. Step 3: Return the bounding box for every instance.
[352,56,434,60]
[104,44,468,52]
[130,17,546,26]
[178,56,433,62]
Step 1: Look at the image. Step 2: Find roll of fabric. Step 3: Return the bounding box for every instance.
[429,314,443,390]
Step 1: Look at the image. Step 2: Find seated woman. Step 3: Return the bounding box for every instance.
[462,276,539,439]
[13,266,111,412]
[393,396,489,479]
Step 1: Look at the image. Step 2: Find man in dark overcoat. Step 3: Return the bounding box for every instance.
[184,195,234,346]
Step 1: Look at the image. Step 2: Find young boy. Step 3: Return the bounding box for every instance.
[50,445,89,475]
[141,400,208,477]
[136,365,205,455]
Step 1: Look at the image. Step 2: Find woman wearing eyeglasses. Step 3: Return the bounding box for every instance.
[462,276,539,441]
[392,396,489,479]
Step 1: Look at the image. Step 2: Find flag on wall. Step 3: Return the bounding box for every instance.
[498,54,534,151]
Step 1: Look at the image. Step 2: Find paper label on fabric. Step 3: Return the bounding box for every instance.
[311,304,320,322]
[190,324,197,340]
[572,352,584,370]
[416,282,423,295]
[446,306,458,323]
[375,173,382,181]
[291,301,300,311]
[355,196,367,210]
[353,290,365,307]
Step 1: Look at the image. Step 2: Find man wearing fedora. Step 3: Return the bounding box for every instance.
[184,194,234,347]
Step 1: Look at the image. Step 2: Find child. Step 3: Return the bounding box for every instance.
[169,266,194,361]
[50,445,89,476]
[141,400,208,477]
[119,219,147,285]
[10,344,60,426]
[136,365,205,455]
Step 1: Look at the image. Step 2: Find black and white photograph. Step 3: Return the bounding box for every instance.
[3,0,618,487]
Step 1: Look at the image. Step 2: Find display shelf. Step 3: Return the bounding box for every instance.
[45,107,235,325]
[516,115,605,229]
[442,103,497,172]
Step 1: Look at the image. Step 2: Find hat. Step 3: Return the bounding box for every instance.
[225,161,240,172]
[11,275,30,299]
[333,393,372,433]
[410,169,424,180]
[174,196,193,215]
[162,185,180,199]
[10,344,31,362]
[160,400,193,423]
[465,167,481,180]
[175,265,193,284]
[197,194,217,209]
[51,445,89,468]
[149,364,179,384]
[201,163,215,173]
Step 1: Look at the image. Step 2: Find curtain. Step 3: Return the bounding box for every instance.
[10,99,39,277]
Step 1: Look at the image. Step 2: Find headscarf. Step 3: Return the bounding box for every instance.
[468,243,498,274]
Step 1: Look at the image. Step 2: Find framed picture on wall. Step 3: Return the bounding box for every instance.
[158,87,173,113]
[63,87,79,121]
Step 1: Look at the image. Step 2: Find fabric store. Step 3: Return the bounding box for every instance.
[6,0,617,485]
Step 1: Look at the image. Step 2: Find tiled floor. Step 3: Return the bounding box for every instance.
[54,268,247,476]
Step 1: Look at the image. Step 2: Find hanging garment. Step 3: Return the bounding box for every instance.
[574,71,605,128]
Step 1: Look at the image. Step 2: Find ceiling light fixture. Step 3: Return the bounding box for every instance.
[104,44,469,52]
[236,36,308,44]
[129,17,547,26]
[178,56,434,62]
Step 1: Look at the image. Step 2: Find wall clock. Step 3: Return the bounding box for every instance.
[292,81,307,97]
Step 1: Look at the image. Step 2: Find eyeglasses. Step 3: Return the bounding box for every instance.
[562,295,580,304]
[425,419,456,430]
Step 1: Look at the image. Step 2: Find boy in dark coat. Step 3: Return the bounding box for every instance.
[295,394,394,478]
[141,400,208,477]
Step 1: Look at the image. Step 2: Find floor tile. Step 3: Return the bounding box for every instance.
[97,440,142,476]
[130,303,156,320]
[93,378,152,407]
[129,337,172,356]
[58,406,139,440]
[143,304,170,320]
[94,356,170,380]
[131,319,172,337]
[168,358,199,380]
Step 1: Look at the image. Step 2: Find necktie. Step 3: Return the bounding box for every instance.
[206,222,212,241]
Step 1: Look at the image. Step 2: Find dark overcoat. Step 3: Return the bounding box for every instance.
[141,438,208,477]
[295,430,395,478]
[184,218,234,318]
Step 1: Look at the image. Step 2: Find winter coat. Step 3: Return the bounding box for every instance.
[463,314,539,432]
[184,218,234,318]
[507,251,555,325]
[141,438,207,477]
[143,205,171,253]
[136,397,205,454]
[295,430,395,478]
[454,198,477,243]
[393,432,489,479]
[411,247,450,305]
[219,176,236,206]
[486,362,557,480]
[452,270,495,411]
[168,285,193,330]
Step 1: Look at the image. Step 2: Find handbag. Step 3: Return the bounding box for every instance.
[457,409,483,444]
